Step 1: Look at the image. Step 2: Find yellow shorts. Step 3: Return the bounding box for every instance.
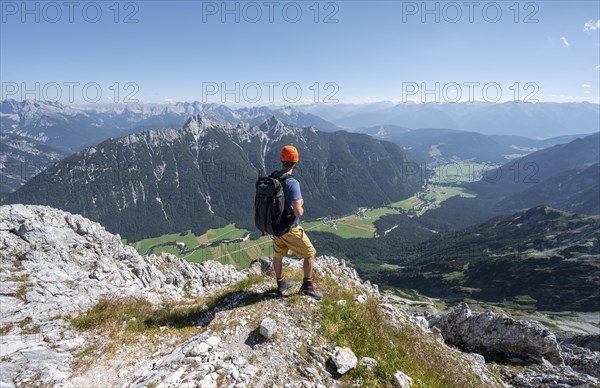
[272,226,316,258]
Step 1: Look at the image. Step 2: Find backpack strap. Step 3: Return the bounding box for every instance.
[269,171,290,181]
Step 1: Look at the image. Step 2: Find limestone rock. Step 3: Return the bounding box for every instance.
[331,346,357,375]
[359,356,378,370]
[428,303,562,365]
[393,370,413,387]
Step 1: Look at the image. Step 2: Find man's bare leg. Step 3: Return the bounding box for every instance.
[303,255,315,279]
[273,255,284,280]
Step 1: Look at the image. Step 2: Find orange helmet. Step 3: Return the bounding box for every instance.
[280,145,299,164]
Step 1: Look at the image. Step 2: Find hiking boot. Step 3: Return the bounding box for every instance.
[277,277,295,296]
[299,278,323,300]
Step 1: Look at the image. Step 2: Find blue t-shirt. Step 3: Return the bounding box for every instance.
[272,171,302,227]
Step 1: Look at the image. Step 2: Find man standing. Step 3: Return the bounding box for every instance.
[271,145,322,300]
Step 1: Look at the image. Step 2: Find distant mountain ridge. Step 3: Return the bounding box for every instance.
[0,100,342,192]
[496,163,600,215]
[297,102,600,138]
[378,205,600,311]
[357,126,590,164]
[469,132,600,198]
[0,133,67,193]
[1,99,342,152]
[9,116,422,240]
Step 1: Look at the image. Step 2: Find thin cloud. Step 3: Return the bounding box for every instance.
[583,19,600,33]
[561,36,570,47]
[596,65,600,69]
[582,84,591,88]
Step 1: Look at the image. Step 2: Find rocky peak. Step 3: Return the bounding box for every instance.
[258,115,303,141]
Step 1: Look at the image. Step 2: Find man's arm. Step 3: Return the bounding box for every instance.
[292,199,304,218]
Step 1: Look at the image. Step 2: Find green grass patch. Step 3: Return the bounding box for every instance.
[206,224,247,241]
[318,282,495,387]
[442,271,465,281]
[459,287,482,294]
[513,295,537,304]
[74,347,94,358]
[129,224,249,256]
[15,284,27,301]
[432,162,500,184]
[153,245,182,256]
[304,220,373,239]
[0,324,13,336]
[4,273,30,282]
[15,317,40,334]
[71,275,268,335]
[389,196,422,211]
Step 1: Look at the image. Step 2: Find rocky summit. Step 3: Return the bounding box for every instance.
[1,204,599,387]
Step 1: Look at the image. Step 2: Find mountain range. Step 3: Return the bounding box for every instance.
[0,133,67,193]
[297,101,600,138]
[1,100,342,152]
[468,132,600,208]
[0,100,343,192]
[379,206,600,311]
[8,116,422,241]
[314,205,600,312]
[357,126,589,164]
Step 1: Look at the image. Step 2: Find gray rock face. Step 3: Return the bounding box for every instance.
[428,303,563,365]
[559,334,600,352]
[494,361,600,387]
[359,356,377,370]
[0,204,245,386]
[331,346,357,375]
[560,343,600,378]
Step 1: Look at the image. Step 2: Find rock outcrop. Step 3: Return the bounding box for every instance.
[428,303,563,365]
[0,204,244,386]
[427,303,600,387]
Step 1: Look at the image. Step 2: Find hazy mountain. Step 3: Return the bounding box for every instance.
[0,133,67,193]
[296,101,397,124]
[379,206,600,311]
[1,99,129,152]
[489,134,591,151]
[360,127,521,163]
[9,117,422,241]
[496,163,600,215]
[356,125,414,138]
[296,102,600,138]
[2,100,342,152]
[469,132,600,197]
[1,100,342,192]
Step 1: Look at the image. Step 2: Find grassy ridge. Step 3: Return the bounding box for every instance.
[71,271,498,387]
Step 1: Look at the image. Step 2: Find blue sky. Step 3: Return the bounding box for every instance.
[1,0,599,104]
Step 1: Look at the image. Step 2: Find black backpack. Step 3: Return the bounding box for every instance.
[255,171,294,237]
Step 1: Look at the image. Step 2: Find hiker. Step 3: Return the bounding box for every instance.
[254,145,322,300]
